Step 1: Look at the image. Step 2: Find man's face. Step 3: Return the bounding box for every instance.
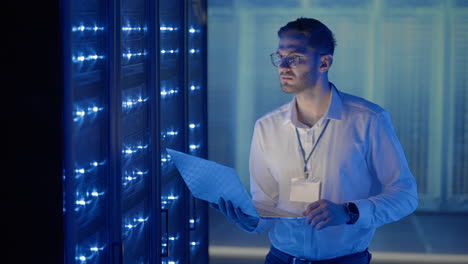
[276,36,321,94]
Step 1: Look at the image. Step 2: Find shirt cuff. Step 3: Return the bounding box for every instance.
[351,198,375,228]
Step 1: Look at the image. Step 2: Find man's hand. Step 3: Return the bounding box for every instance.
[211,198,259,230]
[302,199,350,230]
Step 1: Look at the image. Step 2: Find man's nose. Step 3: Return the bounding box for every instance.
[278,59,291,69]
[279,66,293,75]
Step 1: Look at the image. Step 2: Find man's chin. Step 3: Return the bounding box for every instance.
[280,84,297,94]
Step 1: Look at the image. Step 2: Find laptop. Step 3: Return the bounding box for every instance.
[166,148,303,219]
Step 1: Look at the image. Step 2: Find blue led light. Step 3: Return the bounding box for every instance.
[75,190,104,208]
[74,161,105,179]
[75,244,105,263]
[160,49,179,54]
[72,54,105,63]
[76,200,87,206]
[73,105,104,122]
[160,26,177,31]
[161,194,178,209]
[125,176,137,181]
[72,25,104,32]
[161,195,178,203]
[189,144,199,150]
[89,106,103,112]
[160,88,179,97]
[123,169,148,184]
[123,50,147,60]
[190,85,200,91]
[122,97,149,109]
[162,130,179,139]
[122,144,148,156]
[189,218,196,229]
[124,216,148,229]
[161,153,171,164]
[122,26,147,32]
[189,49,200,54]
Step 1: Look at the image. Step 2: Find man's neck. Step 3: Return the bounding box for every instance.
[295,82,332,128]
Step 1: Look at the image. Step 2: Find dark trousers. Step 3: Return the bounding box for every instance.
[265,246,372,264]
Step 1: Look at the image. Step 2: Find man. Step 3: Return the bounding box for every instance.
[212,17,418,264]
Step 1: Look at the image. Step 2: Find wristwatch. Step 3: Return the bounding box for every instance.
[345,202,359,225]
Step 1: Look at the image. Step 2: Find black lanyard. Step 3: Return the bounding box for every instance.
[295,119,331,176]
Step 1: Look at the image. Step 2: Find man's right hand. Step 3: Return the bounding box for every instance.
[211,197,259,230]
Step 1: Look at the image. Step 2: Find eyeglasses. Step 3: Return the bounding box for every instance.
[270,53,306,68]
[270,52,326,68]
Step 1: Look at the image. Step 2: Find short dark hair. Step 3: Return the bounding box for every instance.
[277,17,337,55]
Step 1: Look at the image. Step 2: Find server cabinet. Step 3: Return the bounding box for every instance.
[186,2,208,264]
[62,0,208,263]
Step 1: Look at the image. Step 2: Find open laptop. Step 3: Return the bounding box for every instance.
[252,200,302,219]
[166,148,303,219]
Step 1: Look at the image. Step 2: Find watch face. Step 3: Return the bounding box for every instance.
[346,203,359,225]
[349,202,359,214]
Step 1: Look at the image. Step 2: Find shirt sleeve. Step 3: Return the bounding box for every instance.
[353,111,419,229]
[237,121,277,233]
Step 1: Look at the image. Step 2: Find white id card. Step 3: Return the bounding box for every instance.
[289,177,321,203]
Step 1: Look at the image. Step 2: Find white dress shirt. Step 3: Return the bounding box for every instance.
[243,83,419,260]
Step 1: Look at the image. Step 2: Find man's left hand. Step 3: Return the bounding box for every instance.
[302,199,350,230]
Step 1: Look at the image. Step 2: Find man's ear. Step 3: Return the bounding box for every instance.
[319,55,333,72]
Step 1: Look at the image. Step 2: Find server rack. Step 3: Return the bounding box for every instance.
[62,0,208,263]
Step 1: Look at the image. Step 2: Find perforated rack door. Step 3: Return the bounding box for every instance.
[63,1,208,263]
[186,1,209,263]
[159,1,189,263]
[120,0,159,262]
[63,0,112,262]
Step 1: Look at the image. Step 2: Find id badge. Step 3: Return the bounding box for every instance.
[289,174,321,203]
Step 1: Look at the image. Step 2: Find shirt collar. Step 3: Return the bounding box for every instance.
[283,82,343,127]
